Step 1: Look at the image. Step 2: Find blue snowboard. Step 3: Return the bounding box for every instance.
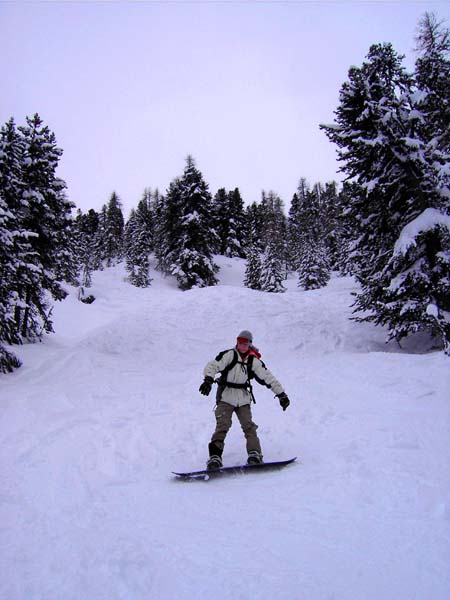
[173,457,297,480]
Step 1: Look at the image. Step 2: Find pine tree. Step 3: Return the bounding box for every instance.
[260,238,286,293]
[54,216,80,287]
[298,235,331,290]
[92,205,108,270]
[376,14,450,351]
[169,156,218,290]
[151,188,167,273]
[245,201,266,251]
[124,209,139,284]
[321,37,450,352]
[225,188,246,258]
[75,208,99,289]
[289,178,312,272]
[124,194,153,288]
[212,187,229,255]
[16,114,73,339]
[287,191,302,271]
[321,44,414,297]
[132,188,155,252]
[291,181,331,290]
[157,178,184,275]
[0,119,24,371]
[415,12,450,153]
[260,191,288,268]
[244,223,263,290]
[244,191,288,292]
[320,181,342,271]
[379,210,450,352]
[104,192,124,267]
[336,182,365,275]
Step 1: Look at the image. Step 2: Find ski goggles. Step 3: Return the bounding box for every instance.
[237,337,251,344]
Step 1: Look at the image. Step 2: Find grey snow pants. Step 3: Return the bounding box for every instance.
[211,401,262,454]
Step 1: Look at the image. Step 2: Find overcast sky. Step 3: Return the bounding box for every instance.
[1,0,449,217]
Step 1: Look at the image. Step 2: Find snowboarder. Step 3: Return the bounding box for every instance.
[199,330,290,470]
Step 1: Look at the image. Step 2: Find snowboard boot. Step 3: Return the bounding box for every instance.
[206,455,223,470]
[247,450,264,465]
[207,441,223,471]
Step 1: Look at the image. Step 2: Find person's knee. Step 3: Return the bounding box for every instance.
[242,422,258,436]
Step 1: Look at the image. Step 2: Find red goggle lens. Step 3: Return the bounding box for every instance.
[237,337,250,344]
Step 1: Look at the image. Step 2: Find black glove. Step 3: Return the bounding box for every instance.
[277,392,290,411]
[199,376,214,396]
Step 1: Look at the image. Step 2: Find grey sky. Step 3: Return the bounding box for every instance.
[1,0,449,217]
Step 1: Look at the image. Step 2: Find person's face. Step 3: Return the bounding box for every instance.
[237,337,250,352]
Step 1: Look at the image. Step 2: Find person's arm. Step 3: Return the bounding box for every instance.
[252,359,290,410]
[199,350,234,396]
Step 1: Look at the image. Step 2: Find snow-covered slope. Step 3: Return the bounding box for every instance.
[1,257,449,600]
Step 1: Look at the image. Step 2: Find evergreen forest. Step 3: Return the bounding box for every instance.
[1,13,449,373]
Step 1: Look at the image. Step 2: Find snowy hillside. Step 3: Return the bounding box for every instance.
[1,256,449,600]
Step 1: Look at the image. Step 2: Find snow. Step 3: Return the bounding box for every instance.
[1,257,449,600]
[393,207,450,256]
[426,303,439,318]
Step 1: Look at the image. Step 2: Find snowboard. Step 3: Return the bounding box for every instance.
[173,457,297,480]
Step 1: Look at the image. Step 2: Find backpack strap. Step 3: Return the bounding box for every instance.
[247,355,271,389]
[215,349,238,384]
[216,349,257,403]
[215,349,238,402]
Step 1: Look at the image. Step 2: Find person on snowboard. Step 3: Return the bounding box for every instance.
[199,330,290,470]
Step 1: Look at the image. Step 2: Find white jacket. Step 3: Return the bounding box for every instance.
[203,348,285,407]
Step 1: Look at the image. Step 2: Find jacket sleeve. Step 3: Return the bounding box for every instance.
[203,349,235,380]
[251,358,285,396]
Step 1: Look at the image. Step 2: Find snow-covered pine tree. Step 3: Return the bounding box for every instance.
[260,238,286,293]
[225,188,246,258]
[261,191,287,257]
[287,191,302,271]
[124,209,139,284]
[302,185,330,289]
[124,194,153,288]
[17,114,73,339]
[138,188,155,252]
[135,189,155,287]
[75,208,99,289]
[321,38,450,352]
[380,210,450,352]
[335,182,365,275]
[245,201,266,252]
[297,234,331,290]
[213,187,246,258]
[156,178,184,275]
[0,118,24,372]
[151,188,167,273]
[320,43,414,282]
[54,216,80,287]
[170,156,218,290]
[243,222,263,290]
[288,178,312,272]
[375,14,450,352]
[415,12,450,154]
[92,205,107,270]
[212,187,229,255]
[292,181,331,290]
[104,192,124,267]
[258,191,287,292]
[320,181,342,271]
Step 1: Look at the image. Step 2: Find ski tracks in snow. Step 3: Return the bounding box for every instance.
[1,262,449,599]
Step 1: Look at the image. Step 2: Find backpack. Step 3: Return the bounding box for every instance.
[214,347,268,403]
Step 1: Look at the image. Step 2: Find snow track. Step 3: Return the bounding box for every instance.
[1,258,449,599]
